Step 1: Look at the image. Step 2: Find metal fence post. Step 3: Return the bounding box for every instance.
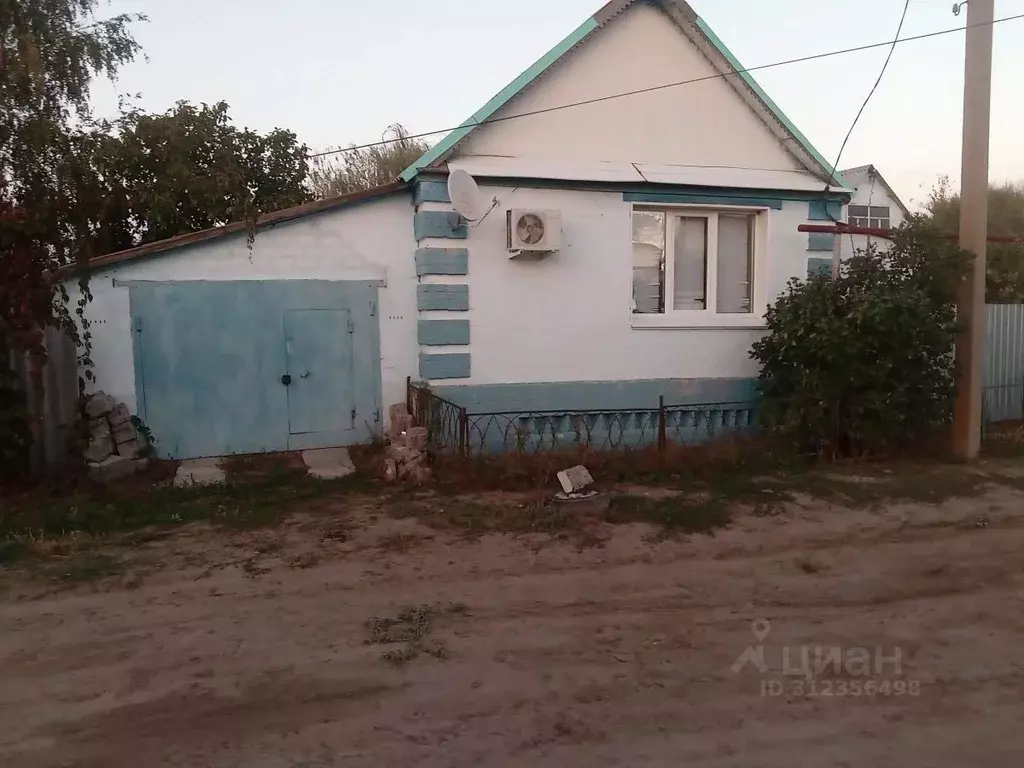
[658,395,667,463]
[406,375,412,417]
[459,407,469,458]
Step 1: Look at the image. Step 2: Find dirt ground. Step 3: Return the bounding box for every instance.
[2,468,1024,767]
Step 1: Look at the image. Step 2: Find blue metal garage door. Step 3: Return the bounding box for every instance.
[128,280,381,459]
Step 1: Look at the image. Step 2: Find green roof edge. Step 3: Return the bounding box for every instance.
[694,16,847,188]
[399,17,601,182]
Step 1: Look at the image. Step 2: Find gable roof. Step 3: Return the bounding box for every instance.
[839,164,911,217]
[401,0,844,186]
[78,181,409,273]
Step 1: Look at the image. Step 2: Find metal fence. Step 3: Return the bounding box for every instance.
[407,379,754,457]
[983,304,1024,424]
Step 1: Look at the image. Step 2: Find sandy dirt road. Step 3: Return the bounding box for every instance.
[2,479,1024,767]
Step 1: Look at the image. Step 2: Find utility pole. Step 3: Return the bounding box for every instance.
[951,0,994,460]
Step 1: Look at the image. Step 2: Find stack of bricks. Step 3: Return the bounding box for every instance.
[384,403,431,483]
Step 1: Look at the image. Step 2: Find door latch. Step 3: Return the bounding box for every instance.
[281,374,292,386]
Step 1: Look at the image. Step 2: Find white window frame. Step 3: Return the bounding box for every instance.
[848,204,891,230]
[631,204,770,330]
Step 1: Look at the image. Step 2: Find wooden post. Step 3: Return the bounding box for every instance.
[952,0,994,460]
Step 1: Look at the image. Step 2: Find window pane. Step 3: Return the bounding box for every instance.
[632,212,665,313]
[849,205,870,217]
[673,217,707,310]
[717,214,754,314]
[850,217,869,227]
[868,206,890,218]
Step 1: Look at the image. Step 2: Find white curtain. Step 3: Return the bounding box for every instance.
[717,215,753,314]
[673,217,707,310]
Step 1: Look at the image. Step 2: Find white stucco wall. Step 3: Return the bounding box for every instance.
[455,184,813,386]
[75,193,417,416]
[458,2,803,173]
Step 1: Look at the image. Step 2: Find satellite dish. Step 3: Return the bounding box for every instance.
[448,169,487,221]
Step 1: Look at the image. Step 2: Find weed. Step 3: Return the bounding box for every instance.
[49,552,124,583]
[604,494,731,538]
[365,602,466,666]
[286,552,319,569]
[376,532,423,554]
[240,558,270,578]
[0,538,30,565]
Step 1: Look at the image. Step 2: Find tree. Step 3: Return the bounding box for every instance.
[750,222,970,458]
[309,124,429,199]
[84,101,312,253]
[925,177,1024,303]
[1,0,143,465]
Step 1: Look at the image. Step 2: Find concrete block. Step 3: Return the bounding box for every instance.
[383,459,398,482]
[112,421,138,443]
[174,458,226,488]
[107,403,132,427]
[115,438,144,459]
[88,454,137,483]
[90,418,111,440]
[557,465,594,494]
[390,446,425,468]
[85,391,115,419]
[84,435,115,463]
[301,447,356,480]
[405,427,428,450]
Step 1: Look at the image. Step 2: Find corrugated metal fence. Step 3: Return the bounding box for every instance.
[984,304,1024,423]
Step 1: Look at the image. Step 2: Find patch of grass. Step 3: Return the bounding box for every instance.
[286,552,319,569]
[365,602,466,666]
[48,552,125,583]
[376,532,423,554]
[0,538,31,566]
[604,494,731,538]
[0,459,384,546]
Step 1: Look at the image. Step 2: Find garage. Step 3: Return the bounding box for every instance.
[127,279,381,459]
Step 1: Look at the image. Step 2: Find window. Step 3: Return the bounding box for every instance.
[632,209,757,319]
[848,204,890,229]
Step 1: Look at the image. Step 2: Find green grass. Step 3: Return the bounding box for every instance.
[1,462,380,544]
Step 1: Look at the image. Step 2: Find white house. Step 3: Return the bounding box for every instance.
[74,0,852,459]
[838,164,910,253]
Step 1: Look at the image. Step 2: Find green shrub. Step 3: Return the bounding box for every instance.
[751,222,971,458]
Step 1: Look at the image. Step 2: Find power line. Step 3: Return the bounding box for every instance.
[825,0,912,257]
[309,11,1024,161]
[827,0,912,186]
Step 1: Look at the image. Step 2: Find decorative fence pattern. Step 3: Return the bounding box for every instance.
[407,379,755,456]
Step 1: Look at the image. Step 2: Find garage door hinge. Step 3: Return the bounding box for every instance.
[347,317,354,334]
[133,318,142,333]
[370,300,376,317]
[374,408,381,423]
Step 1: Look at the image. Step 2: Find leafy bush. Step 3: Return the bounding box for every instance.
[751,222,971,458]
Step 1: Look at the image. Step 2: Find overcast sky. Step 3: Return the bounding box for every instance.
[90,0,1024,210]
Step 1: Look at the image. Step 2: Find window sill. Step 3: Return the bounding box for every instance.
[630,314,766,331]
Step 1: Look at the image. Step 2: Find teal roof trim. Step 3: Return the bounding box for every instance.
[694,17,846,188]
[399,17,600,182]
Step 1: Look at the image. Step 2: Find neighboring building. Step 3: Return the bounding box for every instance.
[73,0,852,459]
[839,164,910,253]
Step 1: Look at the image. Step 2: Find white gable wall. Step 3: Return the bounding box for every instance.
[76,194,417,417]
[457,3,805,173]
[843,167,907,254]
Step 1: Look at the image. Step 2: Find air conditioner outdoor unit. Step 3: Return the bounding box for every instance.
[506,209,562,255]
